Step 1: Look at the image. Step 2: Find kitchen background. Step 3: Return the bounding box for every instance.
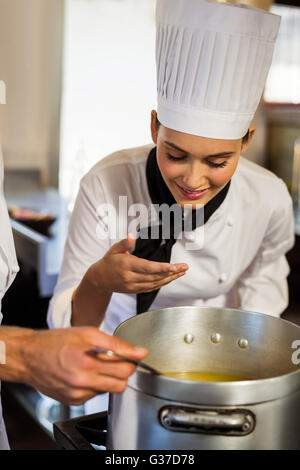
[0,0,299,450]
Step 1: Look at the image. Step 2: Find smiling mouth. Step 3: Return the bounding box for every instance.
[176,183,209,194]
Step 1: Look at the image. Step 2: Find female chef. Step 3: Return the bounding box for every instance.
[48,1,294,340]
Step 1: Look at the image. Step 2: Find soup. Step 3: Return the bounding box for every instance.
[163,371,250,382]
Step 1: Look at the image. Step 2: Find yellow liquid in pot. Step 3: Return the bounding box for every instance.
[163,371,250,382]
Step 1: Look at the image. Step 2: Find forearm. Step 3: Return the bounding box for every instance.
[71,265,112,327]
[0,327,34,383]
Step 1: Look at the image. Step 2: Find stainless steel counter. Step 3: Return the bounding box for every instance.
[5,188,69,297]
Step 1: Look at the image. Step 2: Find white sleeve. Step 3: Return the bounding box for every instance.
[47,174,110,329]
[237,180,295,317]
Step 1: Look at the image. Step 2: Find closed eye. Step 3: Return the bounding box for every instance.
[207,161,228,168]
[167,153,228,168]
[166,153,186,162]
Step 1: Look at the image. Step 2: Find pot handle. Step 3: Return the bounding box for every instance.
[160,406,255,436]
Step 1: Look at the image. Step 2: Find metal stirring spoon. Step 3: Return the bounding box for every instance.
[89,347,161,375]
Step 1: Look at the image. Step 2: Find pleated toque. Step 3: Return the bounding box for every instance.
[156,0,281,139]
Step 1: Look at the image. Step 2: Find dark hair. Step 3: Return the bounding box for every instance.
[155,116,250,145]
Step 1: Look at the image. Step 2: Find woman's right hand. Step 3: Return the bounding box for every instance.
[71,234,189,327]
[88,233,189,295]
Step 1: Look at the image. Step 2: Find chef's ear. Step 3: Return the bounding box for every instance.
[241,126,255,154]
[150,110,159,144]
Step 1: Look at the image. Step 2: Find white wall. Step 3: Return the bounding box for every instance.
[59,0,157,204]
[0,0,63,187]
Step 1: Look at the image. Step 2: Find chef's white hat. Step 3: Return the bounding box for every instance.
[156,0,281,139]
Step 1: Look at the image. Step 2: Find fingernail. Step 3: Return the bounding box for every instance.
[134,346,148,354]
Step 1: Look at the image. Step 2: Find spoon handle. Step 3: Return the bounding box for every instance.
[89,347,160,375]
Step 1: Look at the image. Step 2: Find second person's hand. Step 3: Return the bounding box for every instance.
[23,327,148,405]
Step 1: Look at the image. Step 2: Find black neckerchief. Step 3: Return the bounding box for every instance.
[132,146,231,314]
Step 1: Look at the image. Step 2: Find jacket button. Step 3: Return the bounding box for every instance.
[219,273,228,283]
[227,217,234,227]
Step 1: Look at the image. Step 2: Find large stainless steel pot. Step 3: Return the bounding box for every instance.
[107,307,300,450]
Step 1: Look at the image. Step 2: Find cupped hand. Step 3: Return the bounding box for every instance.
[89,233,189,295]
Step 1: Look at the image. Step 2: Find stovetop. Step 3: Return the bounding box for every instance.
[54,411,108,450]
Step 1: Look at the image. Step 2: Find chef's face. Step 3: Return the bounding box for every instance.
[150,110,255,208]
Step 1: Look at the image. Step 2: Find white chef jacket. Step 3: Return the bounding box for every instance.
[0,149,19,450]
[48,144,295,336]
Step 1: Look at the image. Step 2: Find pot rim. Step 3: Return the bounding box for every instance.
[128,366,300,405]
[115,306,300,405]
[115,305,300,330]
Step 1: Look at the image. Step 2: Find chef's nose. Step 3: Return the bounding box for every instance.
[181,162,209,190]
